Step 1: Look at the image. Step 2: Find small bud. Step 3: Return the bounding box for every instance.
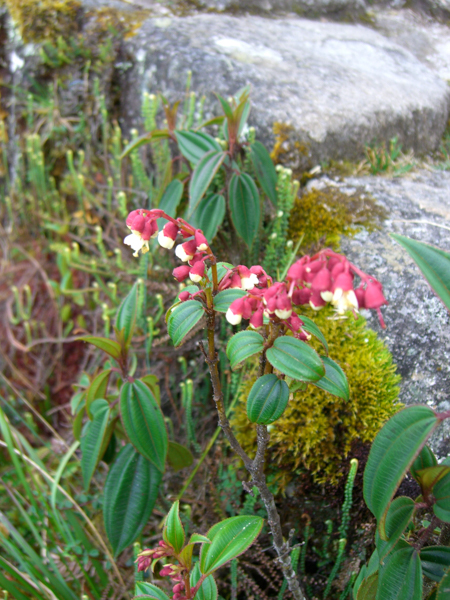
[173,265,191,282]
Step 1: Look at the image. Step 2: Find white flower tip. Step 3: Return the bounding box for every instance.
[309,300,323,311]
[175,245,193,262]
[158,231,175,249]
[189,272,203,283]
[320,291,333,303]
[226,308,242,325]
[197,243,208,252]
[275,309,292,320]
[241,273,259,290]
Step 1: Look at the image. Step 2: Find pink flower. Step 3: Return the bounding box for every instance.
[173,265,191,282]
[124,209,161,256]
[195,230,209,252]
[158,222,179,249]
[189,261,205,283]
[175,240,197,262]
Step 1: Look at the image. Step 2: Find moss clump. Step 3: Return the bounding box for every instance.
[5,0,82,44]
[271,122,313,176]
[231,307,401,486]
[288,186,387,253]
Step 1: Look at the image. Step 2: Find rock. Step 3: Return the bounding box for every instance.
[334,170,450,456]
[121,14,450,166]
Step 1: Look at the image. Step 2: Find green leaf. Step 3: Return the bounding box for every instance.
[390,234,450,312]
[416,465,450,495]
[189,193,225,243]
[115,281,140,345]
[79,336,122,360]
[188,150,226,216]
[81,399,110,491]
[190,533,211,544]
[86,370,111,419]
[167,441,194,471]
[420,547,450,583]
[298,315,329,354]
[312,356,350,400]
[216,93,234,119]
[197,115,226,129]
[226,331,264,370]
[200,515,263,576]
[377,497,415,561]
[377,546,422,600]
[135,582,170,599]
[433,471,450,522]
[356,572,378,600]
[363,406,439,538]
[436,566,450,598]
[249,141,277,206]
[354,550,380,599]
[72,404,85,440]
[104,444,162,556]
[163,501,185,553]
[208,262,233,285]
[266,336,325,382]
[120,380,168,472]
[159,180,184,218]
[167,300,204,347]
[246,374,290,425]
[213,288,247,313]
[229,173,260,247]
[140,374,161,405]
[120,129,170,159]
[191,563,218,600]
[175,130,222,164]
[410,445,438,481]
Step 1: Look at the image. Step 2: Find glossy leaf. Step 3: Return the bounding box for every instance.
[266,336,325,382]
[229,173,260,247]
[191,563,218,600]
[377,496,415,561]
[415,465,450,495]
[247,374,290,425]
[356,572,378,600]
[80,336,122,360]
[200,515,263,576]
[421,547,450,583]
[167,441,194,471]
[120,380,168,472]
[410,445,437,481]
[189,193,225,243]
[167,300,204,347]
[115,281,140,345]
[175,130,222,164]
[391,234,450,312]
[213,288,247,313]
[433,471,450,522]
[377,546,422,600]
[298,314,329,354]
[135,582,170,599]
[86,370,111,419]
[226,331,264,369]
[163,501,185,553]
[189,150,226,216]
[104,444,162,556]
[312,356,349,400]
[249,141,277,206]
[190,533,211,544]
[363,405,439,537]
[81,399,110,490]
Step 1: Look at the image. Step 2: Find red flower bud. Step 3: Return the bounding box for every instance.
[173,265,191,282]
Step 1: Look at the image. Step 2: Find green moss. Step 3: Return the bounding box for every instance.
[288,186,387,253]
[231,307,401,487]
[271,122,314,177]
[4,0,82,44]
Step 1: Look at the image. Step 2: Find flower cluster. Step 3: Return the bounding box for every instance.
[226,250,388,329]
[136,542,187,600]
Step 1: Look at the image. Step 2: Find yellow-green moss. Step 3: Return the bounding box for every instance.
[231,307,401,486]
[5,0,82,44]
[288,186,387,253]
[271,122,313,176]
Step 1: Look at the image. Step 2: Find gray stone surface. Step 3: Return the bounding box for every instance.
[121,14,450,164]
[186,0,368,18]
[328,170,450,455]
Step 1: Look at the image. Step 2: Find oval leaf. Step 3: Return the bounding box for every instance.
[86,370,111,419]
[433,471,450,523]
[135,582,170,599]
[191,563,218,600]
[175,130,222,164]
[249,141,277,207]
[356,572,378,600]
[377,496,415,562]
[437,566,450,598]
[229,173,260,247]
[189,150,226,216]
[120,380,168,472]
[363,405,439,537]
[416,465,450,495]
[247,374,290,425]
[167,441,194,471]
[163,501,185,554]
[81,399,110,490]
[80,336,122,360]
[266,336,325,382]
[226,331,264,370]
[104,444,162,557]
[200,515,263,576]
[167,300,204,347]
[391,234,450,313]
[115,281,140,344]
[189,193,225,243]
[377,546,422,600]
[298,315,329,354]
[410,445,437,481]
[312,356,350,400]
[421,547,450,583]
[213,289,247,313]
